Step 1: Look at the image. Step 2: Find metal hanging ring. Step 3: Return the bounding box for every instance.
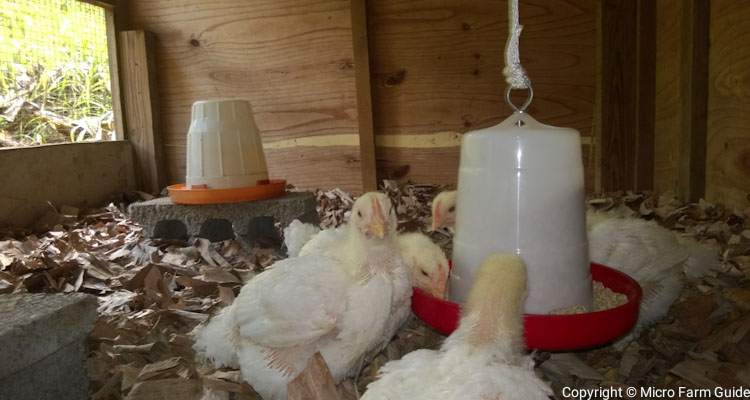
[505,84,534,113]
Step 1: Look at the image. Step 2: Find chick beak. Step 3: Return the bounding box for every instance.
[368,199,388,239]
[370,222,386,239]
[431,268,449,299]
[429,283,444,299]
[431,202,443,231]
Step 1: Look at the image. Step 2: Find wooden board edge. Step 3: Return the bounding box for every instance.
[351,0,377,192]
[677,0,710,202]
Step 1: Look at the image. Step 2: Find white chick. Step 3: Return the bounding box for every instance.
[588,215,719,343]
[431,190,457,231]
[193,192,408,400]
[369,232,450,360]
[398,232,449,299]
[299,192,399,273]
[362,254,552,400]
[288,197,450,299]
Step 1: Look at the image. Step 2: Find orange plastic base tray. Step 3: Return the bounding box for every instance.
[167,179,286,205]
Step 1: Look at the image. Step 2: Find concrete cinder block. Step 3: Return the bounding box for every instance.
[127,191,319,246]
[0,293,98,400]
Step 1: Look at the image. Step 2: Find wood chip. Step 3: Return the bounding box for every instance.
[670,360,722,388]
[540,353,604,381]
[137,357,183,381]
[125,378,201,400]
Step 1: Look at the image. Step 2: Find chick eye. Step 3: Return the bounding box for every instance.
[357,211,362,217]
[420,269,429,277]
[448,206,455,212]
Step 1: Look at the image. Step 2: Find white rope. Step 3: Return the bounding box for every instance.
[503,0,529,89]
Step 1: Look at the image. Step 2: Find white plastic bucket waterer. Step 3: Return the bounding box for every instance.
[450,111,592,314]
[186,99,268,189]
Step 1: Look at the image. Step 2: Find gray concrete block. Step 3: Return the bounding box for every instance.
[0,293,98,400]
[127,191,319,247]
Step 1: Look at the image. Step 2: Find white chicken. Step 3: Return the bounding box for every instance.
[587,213,718,340]
[362,254,553,400]
[431,191,720,338]
[397,232,449,299]
[431,190,457,232]
[371,232,451,359]
[285,220,449,298]
[193,192,409,400]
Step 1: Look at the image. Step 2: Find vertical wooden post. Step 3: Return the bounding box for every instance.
[350,0,378,192]
[599,0,656,192]
[105,9,125,140]
[678,0,709,202]
[83,0,128,140]
[119,30,165,194]
[634,0,656,191]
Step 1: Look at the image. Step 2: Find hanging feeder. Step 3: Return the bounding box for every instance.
[411,0,641,350]
[167,99,286,204]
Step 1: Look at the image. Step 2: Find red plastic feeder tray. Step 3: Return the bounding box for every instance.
[411,263,642,351]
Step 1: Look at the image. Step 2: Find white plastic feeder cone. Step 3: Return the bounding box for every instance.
[450,111,591,314]
[186,99,269,189]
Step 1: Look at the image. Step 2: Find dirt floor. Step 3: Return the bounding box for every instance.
[0,183,748,399]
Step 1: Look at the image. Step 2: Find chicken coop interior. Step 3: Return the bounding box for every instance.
[1,0,750,399]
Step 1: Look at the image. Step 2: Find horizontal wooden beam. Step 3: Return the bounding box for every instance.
[262,132,594,150]
[78,0,117,9]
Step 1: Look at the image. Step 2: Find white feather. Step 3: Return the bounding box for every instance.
[282,219,321,257]
[298,225,346,260]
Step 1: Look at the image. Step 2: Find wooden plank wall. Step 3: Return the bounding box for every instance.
[654,0,749,208]
[124,0,368,193]
[115,0,750,206]
[706,0,750,208]
[120,0,599,193]
[367,0,598,191]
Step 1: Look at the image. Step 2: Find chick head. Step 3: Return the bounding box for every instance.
[351,192,397,240]
[399,232,450,299]
[431,190,457,230]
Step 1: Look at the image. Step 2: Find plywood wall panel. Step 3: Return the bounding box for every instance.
[706,0,750,208]
[368,0,597,189]
[126,0,366,192]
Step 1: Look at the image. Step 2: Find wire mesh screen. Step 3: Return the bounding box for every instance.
[0,0,108,67]
[0,0,113,147]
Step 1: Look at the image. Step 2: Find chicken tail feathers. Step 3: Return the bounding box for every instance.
[680,238,721,279]
[193,306,239,368]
